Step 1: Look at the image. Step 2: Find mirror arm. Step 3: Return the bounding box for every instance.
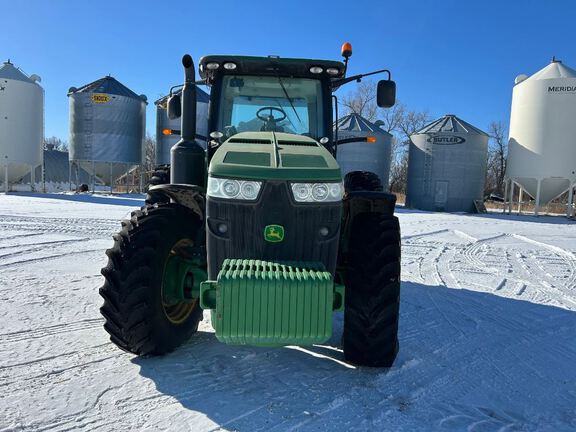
[169,80,208,96]
[331,69,392,90]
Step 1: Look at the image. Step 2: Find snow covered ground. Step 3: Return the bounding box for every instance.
[1,193,575,431]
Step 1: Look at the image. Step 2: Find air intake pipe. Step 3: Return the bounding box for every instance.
[171,54,206,186]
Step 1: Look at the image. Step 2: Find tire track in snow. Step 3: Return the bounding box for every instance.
[0,344,122,389]
[0,248,104,269]
[0,238,90,259]
[0,215,120,239]
[0,318,103,344]
[0,232,45,241]
[512,233,576,290]
[404,229,576,307]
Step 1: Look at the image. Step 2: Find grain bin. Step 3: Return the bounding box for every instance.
[335,113,393,188]
[0,60,44,192]
[154,87,209,165]
[68,76,147,187]
[406,114,488,212]
[505,59,576,214]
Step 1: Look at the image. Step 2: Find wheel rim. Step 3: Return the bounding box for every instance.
[162,301,196,324]
[161,239,197,325]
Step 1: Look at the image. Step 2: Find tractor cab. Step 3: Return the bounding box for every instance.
[199,55,345,150]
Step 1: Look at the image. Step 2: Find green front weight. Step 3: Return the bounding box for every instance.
[200,259,345,346]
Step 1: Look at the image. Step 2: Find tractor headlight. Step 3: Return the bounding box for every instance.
[207,177,262,201]
[290,182,343,203]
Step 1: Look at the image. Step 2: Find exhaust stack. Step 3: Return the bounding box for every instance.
[170,54,205,186]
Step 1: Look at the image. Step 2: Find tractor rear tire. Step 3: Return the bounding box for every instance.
[149,165,171,187]
[145,165,171,206]
[343,213,401,367]
[344,171,384,192]
[100,203,204,356]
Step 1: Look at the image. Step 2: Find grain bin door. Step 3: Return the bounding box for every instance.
[434,180,449,211]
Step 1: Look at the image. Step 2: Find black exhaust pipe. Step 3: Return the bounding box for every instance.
[171,54,206,186]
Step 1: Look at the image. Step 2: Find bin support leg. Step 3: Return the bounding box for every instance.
[535,179,542,216]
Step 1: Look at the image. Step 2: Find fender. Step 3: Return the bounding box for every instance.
[147,184,205,220]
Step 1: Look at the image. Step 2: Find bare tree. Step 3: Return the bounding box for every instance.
[44,136,68,151]
[486,121,508,196]
[375,101,405,133]
[143,133,156,172]
[338,81,431,194]
[340,79,378,121]
[388,109,431,194]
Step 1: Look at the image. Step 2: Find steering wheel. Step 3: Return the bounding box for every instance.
[256,107,287,131]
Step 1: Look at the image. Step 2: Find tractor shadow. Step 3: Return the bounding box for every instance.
[133,282,576,431]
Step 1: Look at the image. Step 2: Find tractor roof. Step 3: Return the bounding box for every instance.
[198,55,345,84]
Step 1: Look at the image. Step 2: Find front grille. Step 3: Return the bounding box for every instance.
[277,140,318,147]
[206,181,341,279]
[228,138,271,144]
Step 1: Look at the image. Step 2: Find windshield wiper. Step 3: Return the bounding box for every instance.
[274,98,297,131]
[277,75,302,125]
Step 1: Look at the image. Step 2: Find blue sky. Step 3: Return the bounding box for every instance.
[3,0,575,141]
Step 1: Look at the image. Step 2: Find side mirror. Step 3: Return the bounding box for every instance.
[377,80,396,108]
[167,94,182,120]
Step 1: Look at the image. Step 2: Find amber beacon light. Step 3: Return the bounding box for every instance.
[341,42,353,58]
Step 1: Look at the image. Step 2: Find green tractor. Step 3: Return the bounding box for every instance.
[100,43,401,367]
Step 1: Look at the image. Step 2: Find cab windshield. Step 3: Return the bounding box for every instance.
[217,75,325,140]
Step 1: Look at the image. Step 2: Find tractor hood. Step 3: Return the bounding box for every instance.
[209,132,341,181]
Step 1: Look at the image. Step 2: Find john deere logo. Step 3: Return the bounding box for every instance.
[264,225,284,242]
[91,94,110,104]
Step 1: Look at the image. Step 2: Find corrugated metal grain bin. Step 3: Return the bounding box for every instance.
[68,76,147,183]
[154,87,209,165]
[406,114,488,212]
[335,113,393,189]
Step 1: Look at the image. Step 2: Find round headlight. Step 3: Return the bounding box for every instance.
[241,181,260,200]
[206,62,220,70]
[326,67,340,76]
[329,183,343,199]
[312,183,329,201]
[292,183,310,201]
[309,66,323,74]
[207,177,220,195]
[223,62,237,70]
[222,180,240,198]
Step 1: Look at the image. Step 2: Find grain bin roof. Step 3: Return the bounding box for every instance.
[335,113,393,137]
[0,60,36,83]
[414,114,488,136]
[69,76,142,99]
[528,59,576,80]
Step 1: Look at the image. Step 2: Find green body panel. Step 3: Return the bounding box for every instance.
[209,132,341,182]
[200,259,344,346]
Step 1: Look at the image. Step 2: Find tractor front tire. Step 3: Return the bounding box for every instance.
[344,171,384,192]
[343,213,401,367]
[100,203,204,356]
